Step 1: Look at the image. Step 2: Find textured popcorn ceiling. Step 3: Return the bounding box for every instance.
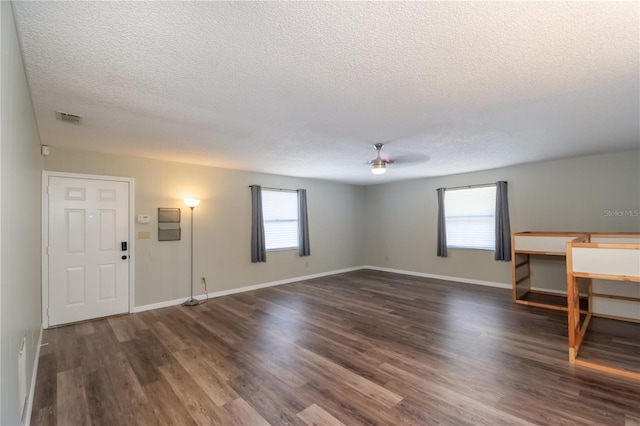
[12,1,639,185]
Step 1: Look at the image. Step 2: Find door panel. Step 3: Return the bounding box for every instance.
[66,209,86,253]
[97,264,116,301]
[48,176,130,326]
[65,267,86,305]
[98,209,116,251]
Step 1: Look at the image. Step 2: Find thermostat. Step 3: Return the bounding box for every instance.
[137,215,151,224]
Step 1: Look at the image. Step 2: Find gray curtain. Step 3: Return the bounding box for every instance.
[495,181,511,261]
[436,187,447,257]
[297,189,311,256]
[250,185,266,263]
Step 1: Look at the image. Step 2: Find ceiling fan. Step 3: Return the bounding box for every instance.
[368,143,395,175]
[366,142,430,175]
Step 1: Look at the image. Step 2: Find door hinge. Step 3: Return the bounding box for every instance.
[47,247,51,256]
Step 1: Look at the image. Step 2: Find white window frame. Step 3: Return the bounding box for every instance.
[445,185,496,251]
[262,189,299,251]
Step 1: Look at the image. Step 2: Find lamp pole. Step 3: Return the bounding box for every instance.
[183,199,200,306]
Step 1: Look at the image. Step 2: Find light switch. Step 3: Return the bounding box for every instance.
[138,231,151,239]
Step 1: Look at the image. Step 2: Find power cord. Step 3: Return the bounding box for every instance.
[201,277,209,303]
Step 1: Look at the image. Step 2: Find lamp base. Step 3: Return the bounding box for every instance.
[182,298,200,306]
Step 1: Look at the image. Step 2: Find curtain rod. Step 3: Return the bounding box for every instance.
[248,185,297,192]
[442,182,497,191]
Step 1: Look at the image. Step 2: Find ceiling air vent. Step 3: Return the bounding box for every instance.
[56,111,82,124]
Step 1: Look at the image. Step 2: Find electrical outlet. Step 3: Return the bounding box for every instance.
[200,277,208,296]
[385,255,389,261]
[305,261,309,268]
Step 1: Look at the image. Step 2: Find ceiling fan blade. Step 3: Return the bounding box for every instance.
[366,158,395,166]
[389,153,430,165]
[365,143,424,169]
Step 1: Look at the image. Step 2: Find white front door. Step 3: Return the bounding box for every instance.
[47,176,130,326]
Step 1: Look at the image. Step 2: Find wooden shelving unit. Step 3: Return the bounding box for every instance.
[512,231,640,379]
[566,233,640,380]
[511,231,589,312]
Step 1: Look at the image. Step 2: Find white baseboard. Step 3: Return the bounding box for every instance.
[133,265,516,314]
[133,266,366,313]
[362,265,512,290]
[23,325,43,426]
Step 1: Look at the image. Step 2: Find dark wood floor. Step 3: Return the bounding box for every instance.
[580,317,640,374]
[31,270,640,425]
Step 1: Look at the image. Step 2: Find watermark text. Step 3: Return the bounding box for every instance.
[604,209,639,217]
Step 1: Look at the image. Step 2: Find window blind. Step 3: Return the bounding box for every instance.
[445,186,496,250]
[262,190,299,250]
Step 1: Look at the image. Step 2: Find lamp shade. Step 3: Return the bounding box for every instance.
[184,198,200,208]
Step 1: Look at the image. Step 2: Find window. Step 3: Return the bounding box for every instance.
[445,185,496,250]
[262,189,298,251]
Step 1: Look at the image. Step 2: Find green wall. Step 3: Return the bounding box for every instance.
[1,2,43,424]
[44,148,367,307]
[364,149,640,289]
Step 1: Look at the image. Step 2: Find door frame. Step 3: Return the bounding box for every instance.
[42,171,135,328]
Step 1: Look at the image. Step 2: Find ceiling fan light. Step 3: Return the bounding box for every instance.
[371,163,386,174]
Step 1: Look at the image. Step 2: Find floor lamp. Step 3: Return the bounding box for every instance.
[183,198,200,306]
